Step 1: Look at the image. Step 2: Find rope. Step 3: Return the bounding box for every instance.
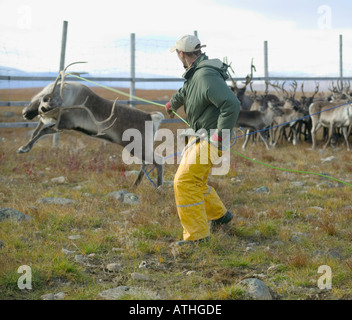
[66,73,189,126]
[65,73,352,187]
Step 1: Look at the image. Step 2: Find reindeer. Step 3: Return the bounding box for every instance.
[250,81,281,111]
[297,82,321,142]
[18,63,165,187]
[235,101,284,150]
[300,82,320,109]
[227,59,255,110]
[309,97,352,151]
[271,104,305,147]
[327,80,349,102]
[282,81,301,110]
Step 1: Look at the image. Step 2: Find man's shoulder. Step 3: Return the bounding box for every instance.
[198,58,224,69]
[195,59,228,80]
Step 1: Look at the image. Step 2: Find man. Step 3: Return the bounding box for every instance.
[166,35,240,245]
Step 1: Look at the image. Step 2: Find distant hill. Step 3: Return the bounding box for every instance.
[0,65,343,92]
[0,66,183,90]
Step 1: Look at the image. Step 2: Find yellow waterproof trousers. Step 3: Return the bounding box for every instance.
[174,138,227,241]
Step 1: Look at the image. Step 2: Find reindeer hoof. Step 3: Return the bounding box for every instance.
[17,146,29,154]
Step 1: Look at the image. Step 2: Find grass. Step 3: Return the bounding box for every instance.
[1,87,352,300]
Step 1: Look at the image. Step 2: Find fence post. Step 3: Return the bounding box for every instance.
[130,33,136,107]
[264,40,269,87]
[53,20,68,147]
[339,34,343,88]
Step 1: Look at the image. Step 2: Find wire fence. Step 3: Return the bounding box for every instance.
[1,25,352,130]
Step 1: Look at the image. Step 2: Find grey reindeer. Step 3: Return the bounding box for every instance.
[18,62,164,187]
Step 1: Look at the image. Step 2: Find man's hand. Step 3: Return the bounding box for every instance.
[210,130,228,151]
[165,102,175,118]
[210,130,222,143]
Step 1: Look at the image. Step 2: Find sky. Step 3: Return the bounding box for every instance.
[1,0,352,89]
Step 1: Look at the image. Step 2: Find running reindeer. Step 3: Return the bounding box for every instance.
[18,62,165,187]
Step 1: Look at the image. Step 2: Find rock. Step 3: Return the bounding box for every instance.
[328,249,342,260]
[62,248,76,255]
[238,278,272,300]
[271,241,285,248]
[139,261,148,269]
[254,186,269,193]
[317,181,335,188]
[74,255,85,262]
[321,156,336,163]
[99,286,161,300]
[0,207,31,222]
[54,292,66,300]
[51,176,66,184]
[319,172,331,179]
[0,240,5,248]
[99,286,130,300]
[107,190,127,201]
[68,235,82,240]
[290,235,302,243]
[107,190,139,204]
[291,181,306,187]
[41,292,65,300]
[131,272,150,281]
[37,197,77,205]
[106,263,122,272]
[41,293,55,300]
[310,206,324,211]
[123,193,139,205]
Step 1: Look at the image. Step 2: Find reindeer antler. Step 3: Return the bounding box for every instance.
[312,82,320,98]
[290,80,297,100]
[281,81,289,100]
[224,57,237,91]
[269,81,281,94]
[47,61,88,101]
[243,58,256,86]
[59,62,88,99]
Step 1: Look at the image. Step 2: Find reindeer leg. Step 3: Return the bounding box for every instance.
[311,121,320,150]
[291,124,298,146]
[342,127,350,151]
[348,125,352,137]
[272,127,279,147]
[242,130,251,150]
[133,162,148,187]
[259,131,271,150]
[29,121,44,140]
[17,124,57,153]
[155,163,164,187]
[323,123,335,150]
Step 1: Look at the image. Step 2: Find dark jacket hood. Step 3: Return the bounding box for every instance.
[183,54,229,81]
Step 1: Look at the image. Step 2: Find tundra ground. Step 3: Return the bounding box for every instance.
[0,88,352,300]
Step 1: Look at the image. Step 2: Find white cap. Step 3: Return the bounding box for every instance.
[169,35,206,53]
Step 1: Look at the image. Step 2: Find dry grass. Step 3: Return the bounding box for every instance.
[1,88,352,300]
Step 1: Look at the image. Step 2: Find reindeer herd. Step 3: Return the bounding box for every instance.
[228,63,352,151]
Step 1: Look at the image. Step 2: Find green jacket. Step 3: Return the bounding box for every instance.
[170,53,240,135]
